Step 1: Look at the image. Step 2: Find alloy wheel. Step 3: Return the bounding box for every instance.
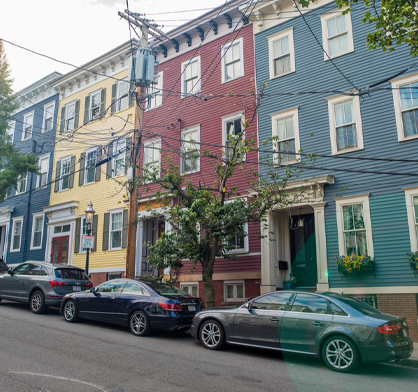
[31,293,42,312]
[325,339,354,370]
[130,312,146,335]
[64,301,75,321]
[201,322,221,348]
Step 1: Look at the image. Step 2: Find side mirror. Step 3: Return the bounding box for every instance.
[89,287,96,294]
[245,301,253,310]
[8,268,13,276]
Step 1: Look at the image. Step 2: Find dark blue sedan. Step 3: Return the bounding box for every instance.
[61,279,203,336]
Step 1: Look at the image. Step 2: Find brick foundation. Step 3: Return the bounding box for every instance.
[89,271,125,287]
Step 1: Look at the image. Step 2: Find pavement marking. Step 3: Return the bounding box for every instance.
[9,371,110,392]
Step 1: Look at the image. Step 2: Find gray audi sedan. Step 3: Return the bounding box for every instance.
[191,291,414,372]
[0,261,92,314]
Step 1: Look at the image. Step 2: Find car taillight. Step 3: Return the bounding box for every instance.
[87,282,93,287]
[378,324,402,335]
[158,303,182,311]
[49,281,67,288]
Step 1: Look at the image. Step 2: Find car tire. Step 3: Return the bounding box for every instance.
[129,310,151,336]
[30,290,46,314]
[199,320,225,350]
[322,335,360,373]
[63,300,78,323]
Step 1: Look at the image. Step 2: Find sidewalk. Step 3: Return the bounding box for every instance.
[411,343,418,361]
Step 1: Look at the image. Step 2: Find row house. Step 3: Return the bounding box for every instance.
[0,72,61,264]
[248,0,418,341]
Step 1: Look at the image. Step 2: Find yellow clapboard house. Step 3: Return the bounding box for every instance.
[44,41,135,284]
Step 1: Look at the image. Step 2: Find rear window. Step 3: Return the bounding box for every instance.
[144,281,190,297]
[336,297,381,316]
[55,268,87,280]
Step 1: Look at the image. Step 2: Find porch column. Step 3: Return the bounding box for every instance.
[313,203,329,291]
[260,211,276,294]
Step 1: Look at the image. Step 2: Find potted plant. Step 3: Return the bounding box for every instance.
[408,251,418,272]
[336,254,375,276]
[283,274,296,289]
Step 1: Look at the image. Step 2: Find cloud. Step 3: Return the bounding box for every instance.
[87,0,126,7]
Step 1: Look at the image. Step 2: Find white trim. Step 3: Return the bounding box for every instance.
[15,174,28,195]
[224,198,249,254]
[22,111,34,141]
[116,78,130,112]
[59,156,72,192]
[143,138,161,180]
[30,212,44,250]
[221,37,245,83]
[42,101,55,133]
[84,147,98,185]
[222,111,246,162]
[6,120,15,143]
[147,71,163,110]
[112,138,127,178]
[405,187,418,252]
[329,286,418,295]
[335,194,374,258]
[327,94,364,155]
[36,153,50,188]
[181,126,200,175]
[271,107,300,165]
[390,72,418,142]
[109,208,124,251]
[181,56,201,98]
[10,216,24,253]
[320,9,354,60]
[180,282,199,296]
[224,280,245,302]
[89,89,102,122]
[268,27,295,80]
[89,267,126,273]
[64,100,77,133]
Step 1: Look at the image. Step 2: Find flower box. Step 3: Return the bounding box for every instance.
[408,252,418,275]
[336,254,375,276]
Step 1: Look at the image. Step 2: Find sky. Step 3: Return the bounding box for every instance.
[0,0,225,91]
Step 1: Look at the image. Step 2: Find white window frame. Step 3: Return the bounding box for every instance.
[181,126,200,175]
[30,213,44,250]
[7,120,15,143]
[112,138,127,178]
[221,37,244,83]
[10,217,24,253]
[222,112,246,162]
[89,89,102,121]
[224,198,249,254]
[84,147,97,185]
[36,153,50,188]
[224,280,245,302]
[109,209,124,251]
[15,174,28,195]
[320,9,354,60]
[268,27,295,80]
[64,101,77,133]
[147,72,163,110]
[181,57,201,98]
[180,282,199,297]
[116,79,130,112]
[22,111,34,141]
[335,194,374,258]
[390,73,418,142]
[327,94,364,155]
[60,156,72,192]
[271,107,301,165]
[143,138,161,181]
[42,102,55,133]
[405,187,418,252]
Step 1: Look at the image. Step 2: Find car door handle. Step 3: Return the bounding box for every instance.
[270,317,279,322]
[312,321,323,327]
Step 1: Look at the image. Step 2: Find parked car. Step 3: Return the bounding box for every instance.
[61,278,204,336]
[0,259,7,275]
[0,262,92,314]
[191,291,414,373]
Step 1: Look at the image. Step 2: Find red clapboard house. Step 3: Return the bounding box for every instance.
[138,1,261,306]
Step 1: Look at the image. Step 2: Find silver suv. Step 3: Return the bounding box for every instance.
[0,261,93,314]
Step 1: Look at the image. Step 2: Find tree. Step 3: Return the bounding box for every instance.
[299,1,418,56]
[0,40,38,202]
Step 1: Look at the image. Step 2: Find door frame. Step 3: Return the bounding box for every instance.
[50,235,70,264]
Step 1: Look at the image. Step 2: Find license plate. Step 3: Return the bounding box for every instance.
[73,286,81,292]
[188,305,196,312]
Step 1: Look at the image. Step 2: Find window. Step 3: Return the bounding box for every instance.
[79,216,88,254]
[22,112,34,141]
[90,90,102,120]
[271,108,300,164]
[65,102,76,132]
[54,224,70,234]
[181,127,200,174]
[43,102,55,132]
[181,57,201,97]
[113,139,126,178]
[320,10,354,60]
[11,217,23,252]
[122,282,148,295]
[85,149,97,184]
[15,175,27,195]
[251,292,293,311]
[110,211,123,250]
[116,80,130,112]
[30,214,44,249]
[148,72,163,110]
[224,199,249,254]
[13,263,32,275]
[60,158,71,191]
[107,272,122,281]
[6,120,15,143]
[290,293,330,314]
[222,113,245,161]
[336,194,374,258]
[143,139,161,180]
[268,27,295,79]
[328,95,363,155]
[37,155,49,188]
[222,38,244,83]
[224,281,245,302]
[96,281,126,293]
[180,283,199,297]
[405,188,418,252]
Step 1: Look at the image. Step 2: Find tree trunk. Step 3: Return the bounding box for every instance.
[202,262,215,309]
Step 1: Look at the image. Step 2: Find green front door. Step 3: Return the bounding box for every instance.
[290,214,317,288]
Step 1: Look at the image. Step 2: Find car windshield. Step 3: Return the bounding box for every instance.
[55,268,87,280]
[144,281,190,297]
[333,296,381,316]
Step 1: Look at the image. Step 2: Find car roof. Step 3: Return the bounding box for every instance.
[15,261,83,270]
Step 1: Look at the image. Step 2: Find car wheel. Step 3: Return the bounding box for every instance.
[199,320,225,350]
[322,335,360,373]
[63,300,78,323]
[129,310,151,336]
[30,290,46,314]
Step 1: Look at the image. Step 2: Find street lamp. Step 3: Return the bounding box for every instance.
[84,201,95,276]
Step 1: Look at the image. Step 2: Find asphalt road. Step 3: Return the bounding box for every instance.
[0,300,417,392]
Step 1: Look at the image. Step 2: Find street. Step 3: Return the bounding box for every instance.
[0,301,417,392]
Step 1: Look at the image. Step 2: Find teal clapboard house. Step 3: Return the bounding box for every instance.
[246,0,418,341]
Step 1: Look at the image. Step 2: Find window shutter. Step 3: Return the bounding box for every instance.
[125,137,132,174]
[122,209,129,249]
[100,88,106,118]
[95,150,101,182]
[69,156,76,188]
[83,96,90,125]
[92,215,98,252]
[59,107,66,133]
[111,84,117,114]
[79,153,86,186]
[54,161,61,192]
[74,100,80,129]
[106,143,113,179]
[74,218,81,254]
[103,212,110,251]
